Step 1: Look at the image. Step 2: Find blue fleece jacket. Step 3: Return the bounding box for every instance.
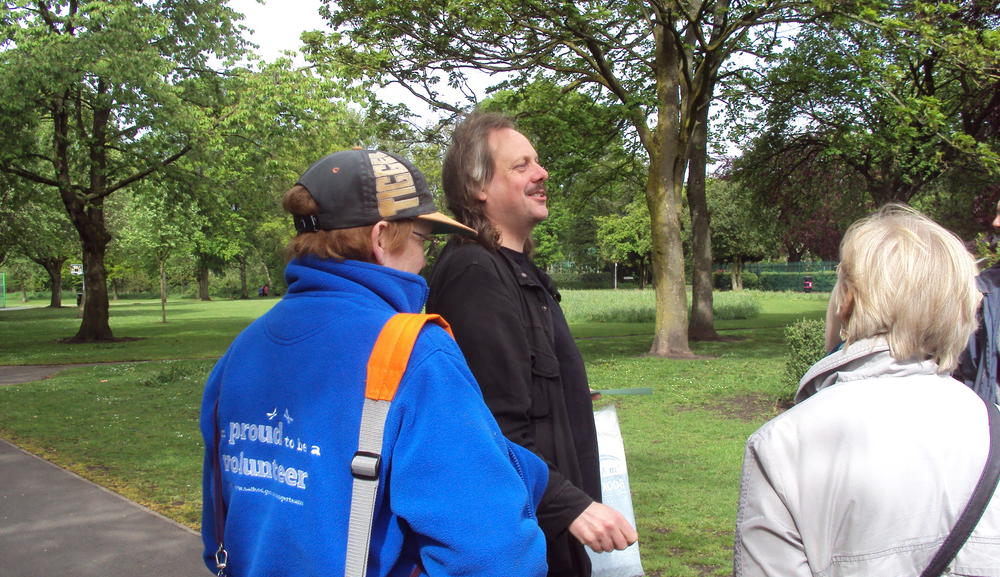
[200,256,548,577]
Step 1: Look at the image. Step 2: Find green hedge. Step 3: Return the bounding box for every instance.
[759,271,837,292]
[781,319,828,406]
[712,271,759,290]
[744,261,838,274]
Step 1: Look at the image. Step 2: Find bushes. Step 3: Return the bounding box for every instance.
[713,291,761,320]
[712,271,759,291]
[560,289,654,323]
[554,268,838,293]
[548,272,614,290]
[781,318,828,406]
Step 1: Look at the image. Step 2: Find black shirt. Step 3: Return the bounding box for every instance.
[501,248,601,503]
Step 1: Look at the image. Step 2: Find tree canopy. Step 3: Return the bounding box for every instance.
[0,174,77,307]
[315,0,811,356]
[0,0,246,340]
[729,0,998,238]
[0,2,376,338]
[1,0,995,350]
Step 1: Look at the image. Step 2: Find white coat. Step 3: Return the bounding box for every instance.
[734,337,1000,577]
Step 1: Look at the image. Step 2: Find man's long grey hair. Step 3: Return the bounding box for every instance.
[441,111,515,250]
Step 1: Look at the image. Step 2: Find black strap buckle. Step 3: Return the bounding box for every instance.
[294,214,320,233]
[351,451,381,480]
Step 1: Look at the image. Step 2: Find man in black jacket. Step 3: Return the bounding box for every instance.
[954,198,1000,405]
[427,111,637,577]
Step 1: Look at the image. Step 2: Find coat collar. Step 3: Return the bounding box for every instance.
[795,336,942,404]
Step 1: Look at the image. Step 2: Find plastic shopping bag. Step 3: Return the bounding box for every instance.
[587,404,644,577]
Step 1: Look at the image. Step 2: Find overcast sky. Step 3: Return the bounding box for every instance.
[228,0,323,61]
[228,0,466,121]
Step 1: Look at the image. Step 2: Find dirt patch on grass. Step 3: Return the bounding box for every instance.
[638,351,717,360]
[0,362,143,386]
[708,392,782,422]
[58,336,145,344]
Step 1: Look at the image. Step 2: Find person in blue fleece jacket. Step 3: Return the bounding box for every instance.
[200,149,549,577]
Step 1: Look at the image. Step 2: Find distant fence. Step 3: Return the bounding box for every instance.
[547,261,838,291]
[741,261,838,274]
[716,261,838,292]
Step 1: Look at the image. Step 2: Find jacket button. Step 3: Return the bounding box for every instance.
[521,272,527,278]
[542,306,548,311]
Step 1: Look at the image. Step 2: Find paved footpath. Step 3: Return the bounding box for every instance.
[0,439,208,577]
[0,364,96,385]
[0,357,208,576]
[0,308,208,575]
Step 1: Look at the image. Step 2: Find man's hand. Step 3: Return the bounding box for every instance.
[568,502,638,553]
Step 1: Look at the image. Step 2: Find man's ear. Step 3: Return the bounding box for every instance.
[370,221,388,265]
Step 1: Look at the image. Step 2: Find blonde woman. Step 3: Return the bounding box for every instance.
[734,204,1000,577]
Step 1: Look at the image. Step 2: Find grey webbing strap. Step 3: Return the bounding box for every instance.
[343,313,451,577]
[345,398,391,577]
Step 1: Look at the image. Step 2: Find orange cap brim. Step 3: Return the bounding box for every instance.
[417,211,476,236]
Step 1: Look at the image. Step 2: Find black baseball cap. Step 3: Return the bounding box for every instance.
[293,149,474,235]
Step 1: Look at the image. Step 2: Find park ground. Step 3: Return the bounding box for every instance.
[0,290,828,577]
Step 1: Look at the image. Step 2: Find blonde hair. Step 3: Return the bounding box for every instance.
[834,203,980,372]
[282,185,412,261]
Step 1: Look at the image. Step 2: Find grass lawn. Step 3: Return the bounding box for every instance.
[0,290,828,577]
[0,297,277,364]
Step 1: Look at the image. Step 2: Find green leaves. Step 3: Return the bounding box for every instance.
[730,0,999,239]
[706,178,779,265]
[596,195,652,266]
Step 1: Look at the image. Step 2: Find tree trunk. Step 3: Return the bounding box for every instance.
[261,260,272,289]
[731,256,744,291]
[47,261,64,308]
[687,108,720,341]
[53,95,114,342]
[641,19,694,358]
[197,262,211,301]
[71,234,113,341]
[238,256,249,300]
[35,257,66,308]
[646,155,695,358]
[159,257,168,324]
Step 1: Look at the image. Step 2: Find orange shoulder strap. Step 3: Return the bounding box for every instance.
[365,313,453,401]
[347,313,454,577]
